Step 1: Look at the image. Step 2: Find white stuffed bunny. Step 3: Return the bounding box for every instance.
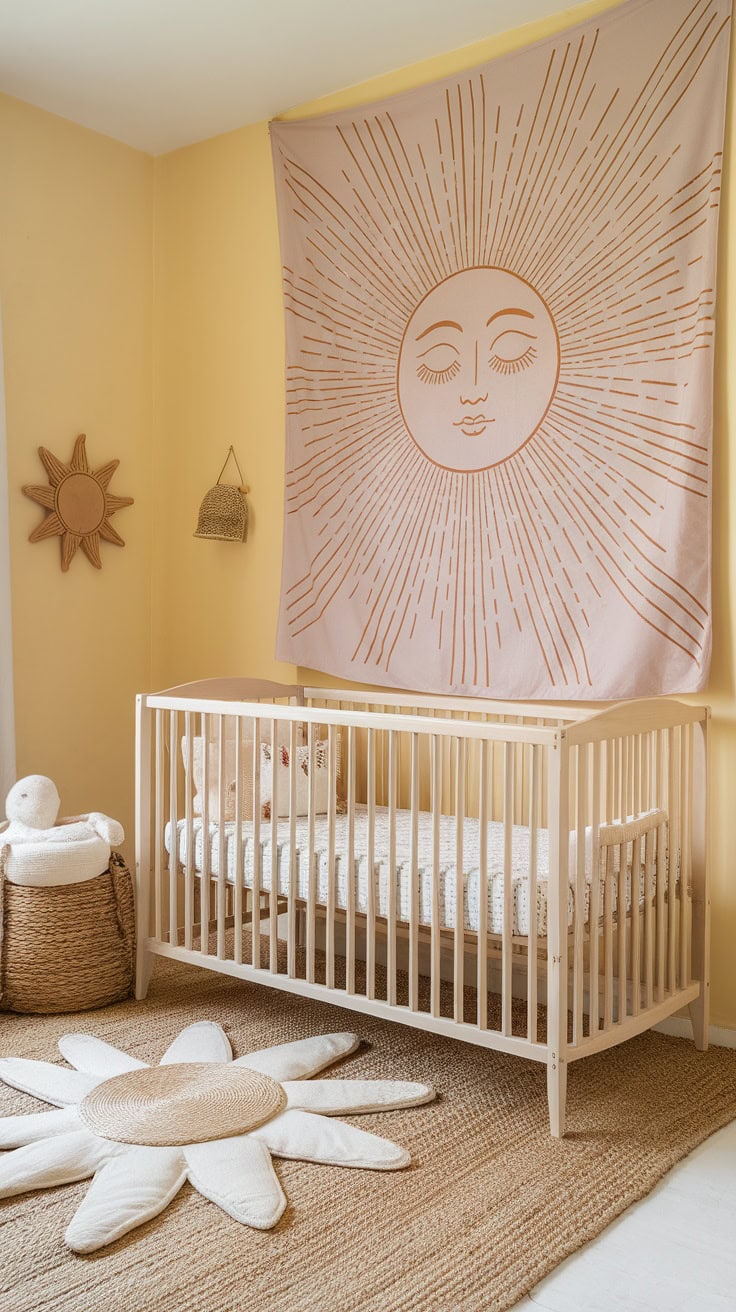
[0,775,124,887]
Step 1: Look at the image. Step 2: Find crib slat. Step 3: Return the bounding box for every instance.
[676,724,687,986]
[168,710,179,950]
[199,713,209,957]
[387,730,398,1007]
[668,727,679,994]
[233,715,244,966]
[346,724,357,996]
[326,725,336,990]
[573,743,586,1045]
[183,711,195,952]
[431,736,441,1019]
[286,718,298,978]
[630,832,642,1017]
[216,716,226,960]
[251,718,262,969]
[306,722,316,985]
[154,709,164,943]
[622,735,630,824]
[366,727,376,1001]
[644,823,654,1009]
[454,737,466,1025]
[409,732,419,1012]
[602,739,614,1030]
[655,729,669,991]
[502,741,513,1037]
[589,740,601,1036]
[603,844,614,1030]
[269,718,279,974]
[527,744,539,1043]
[478,739,489,1032]
[616,837,627,1023]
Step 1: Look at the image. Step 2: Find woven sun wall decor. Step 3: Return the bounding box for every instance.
[23,434,133,572]
[271,0,731,699]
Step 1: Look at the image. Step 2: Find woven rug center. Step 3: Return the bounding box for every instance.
[78,1063,286,1147]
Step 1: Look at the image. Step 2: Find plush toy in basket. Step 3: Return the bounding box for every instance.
[0,776,136,1014]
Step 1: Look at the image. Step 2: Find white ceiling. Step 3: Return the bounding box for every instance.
[0,0,598,155]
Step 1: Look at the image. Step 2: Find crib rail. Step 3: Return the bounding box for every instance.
[135,681,709,1137]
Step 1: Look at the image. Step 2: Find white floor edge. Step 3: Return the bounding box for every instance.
[512,1022,736,1310]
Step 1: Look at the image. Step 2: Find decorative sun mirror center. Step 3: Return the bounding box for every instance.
[55,472,107,536]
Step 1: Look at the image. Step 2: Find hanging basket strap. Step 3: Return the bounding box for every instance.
[216,446,248,492]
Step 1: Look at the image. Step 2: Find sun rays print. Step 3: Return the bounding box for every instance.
[271,0,730,698]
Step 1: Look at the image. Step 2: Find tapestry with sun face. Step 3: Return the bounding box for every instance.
[270,0,731,699]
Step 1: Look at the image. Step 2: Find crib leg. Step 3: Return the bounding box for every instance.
[547,1054,567,1138]
[689,985,709,1051]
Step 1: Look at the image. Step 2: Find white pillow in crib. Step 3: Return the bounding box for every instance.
[180,727,325,821]
[260,740,333,818]
[181,726,289,821]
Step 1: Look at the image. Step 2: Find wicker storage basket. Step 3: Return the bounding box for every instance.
[0,851,136,1014]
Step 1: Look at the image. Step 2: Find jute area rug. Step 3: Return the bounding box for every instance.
[1,952,736,1312]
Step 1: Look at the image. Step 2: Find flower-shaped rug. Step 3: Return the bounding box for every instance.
[0,1023,434,1252]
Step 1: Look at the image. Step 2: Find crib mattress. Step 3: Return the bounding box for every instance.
[165,805,667,939]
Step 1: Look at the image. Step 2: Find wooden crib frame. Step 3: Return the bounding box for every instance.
[134,679,710,1137]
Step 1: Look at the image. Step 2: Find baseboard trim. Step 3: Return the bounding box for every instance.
[654,1017,736,1049]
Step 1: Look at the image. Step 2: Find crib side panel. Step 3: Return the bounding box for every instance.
[138,689,558,1059]
[563,704,706,1064]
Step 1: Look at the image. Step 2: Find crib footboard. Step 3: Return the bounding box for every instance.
[134,681,709,1138]
[547,701,709,1132]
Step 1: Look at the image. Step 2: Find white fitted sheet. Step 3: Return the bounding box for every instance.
[164,805,670,939]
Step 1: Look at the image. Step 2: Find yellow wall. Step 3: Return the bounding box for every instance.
[0,94,154,847]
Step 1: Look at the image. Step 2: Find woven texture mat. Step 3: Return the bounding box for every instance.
[1,947,736,1312]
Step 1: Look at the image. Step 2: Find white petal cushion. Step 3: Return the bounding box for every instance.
[282,1079,434,1115]
[58,1034,149,1079]
[185,1136,285,1230]
[0,1106,81,1149]
[159,1021,232,1065]
[0,1129,110,1199]
[234,1032,359,1081]
[0,1058,99,1107]
[252,1108,410,1169]
[65,1145,186,1253]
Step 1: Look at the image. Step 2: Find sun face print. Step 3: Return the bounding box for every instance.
[272,0,729,697]
[398,267,559,471]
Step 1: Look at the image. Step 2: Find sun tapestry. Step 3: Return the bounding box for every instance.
[271,0,731,699]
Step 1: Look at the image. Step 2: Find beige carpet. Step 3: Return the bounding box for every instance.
[1,952,736,1312]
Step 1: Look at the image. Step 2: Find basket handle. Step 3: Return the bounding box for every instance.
[217,446,249,494]
[0,841,8,1005]
[109,851,136,980]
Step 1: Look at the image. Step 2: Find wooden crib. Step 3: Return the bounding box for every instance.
[134,679,710,1136]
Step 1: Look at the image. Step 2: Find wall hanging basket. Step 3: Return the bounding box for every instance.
[194,446,249,542]
[0,852,136,1015]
